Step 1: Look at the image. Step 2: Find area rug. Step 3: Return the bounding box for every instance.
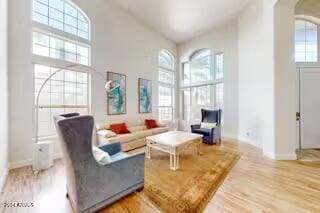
[143,145,240,213]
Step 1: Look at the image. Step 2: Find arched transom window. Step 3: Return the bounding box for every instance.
[32,0,90,40]
[295,19,319,63]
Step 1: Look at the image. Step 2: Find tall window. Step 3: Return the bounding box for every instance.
[158,50,175,121]
[181,49,224,121]
[32,0,91,139]
[34,64,89,137]
[295,19,318,63]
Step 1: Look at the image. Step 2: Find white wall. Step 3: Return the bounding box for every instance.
[273,0,298,159]
[237,0,275,151]
[0,0,9,190]
[8,0,176,168]
[177,21,239,138]
[237,0,298,159]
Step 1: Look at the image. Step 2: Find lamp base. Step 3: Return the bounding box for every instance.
[32,140,54,172]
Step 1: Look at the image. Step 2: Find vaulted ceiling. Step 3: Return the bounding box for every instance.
[110,0,252,44]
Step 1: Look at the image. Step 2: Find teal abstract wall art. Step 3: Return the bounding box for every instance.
[107,72,126,115]
[139,78,152,113]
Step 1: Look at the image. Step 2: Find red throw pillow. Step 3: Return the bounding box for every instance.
[145,119,159,129]
[110,123,130,134]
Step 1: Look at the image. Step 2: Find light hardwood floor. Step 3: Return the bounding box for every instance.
[297,149,320,162]
[1,139,320,213]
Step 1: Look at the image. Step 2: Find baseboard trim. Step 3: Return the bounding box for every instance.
[0,168,8,192]
[237,135,258,147]
[263,151,297,160]
[9,153,63,170]
[222,133,238,140]
[9,159,32,170]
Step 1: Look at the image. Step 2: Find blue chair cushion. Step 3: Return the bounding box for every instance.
[111,152,130,162]
[193,128,211,136]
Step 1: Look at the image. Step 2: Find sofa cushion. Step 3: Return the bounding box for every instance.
[125,117,144,127]
[106,130,150,143]
[127,125,145,133]
[138,129,153,137]
[152,127,169,135]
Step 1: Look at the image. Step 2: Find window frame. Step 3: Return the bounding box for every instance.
[158,50,175,122]
[295,18,320,64]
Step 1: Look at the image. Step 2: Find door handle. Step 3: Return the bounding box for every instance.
[296,112,300,121]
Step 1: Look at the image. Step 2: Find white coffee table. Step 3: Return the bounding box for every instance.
[146,131,203,170]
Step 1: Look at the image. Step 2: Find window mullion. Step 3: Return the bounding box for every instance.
[318,25,320,63]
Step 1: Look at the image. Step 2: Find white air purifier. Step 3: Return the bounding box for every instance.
[32,140,54,171]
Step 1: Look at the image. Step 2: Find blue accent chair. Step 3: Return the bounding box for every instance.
[191,109,222,145]
[54,113,145,213]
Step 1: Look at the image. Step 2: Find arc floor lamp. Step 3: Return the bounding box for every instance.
[33,63,119,171]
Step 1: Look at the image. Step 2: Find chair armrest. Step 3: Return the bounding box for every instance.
[111,152,145,165]
[83,152,145,198]
[211,125,221,139]
[108,152,145,181]
[191,124,200,132]
[99,142,122,155]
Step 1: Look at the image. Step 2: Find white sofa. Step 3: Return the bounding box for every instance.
[96,117,169,151]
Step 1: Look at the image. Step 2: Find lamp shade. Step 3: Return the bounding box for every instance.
[105,80,119,92]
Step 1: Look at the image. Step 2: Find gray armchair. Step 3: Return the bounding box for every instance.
[191,109,222,145]
[54,113,145,213]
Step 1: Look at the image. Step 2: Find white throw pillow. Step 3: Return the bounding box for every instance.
[200,122,217,129]
[92,146,112,165]
[98,130,117,138]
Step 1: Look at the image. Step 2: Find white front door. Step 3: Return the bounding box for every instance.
[300,67,320,149]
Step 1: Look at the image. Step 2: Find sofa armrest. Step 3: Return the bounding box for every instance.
[99,142,122,155]
[191,124,200,132]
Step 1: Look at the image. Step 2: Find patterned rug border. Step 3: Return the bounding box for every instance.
[197,153,240,212]
[144,150,241,212]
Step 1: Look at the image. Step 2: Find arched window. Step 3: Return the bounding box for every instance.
[183,49,212,84]
[32,0,90,40]
[158,50,175,121]
[32,0,91,139]
[295,19,318,63]
[181,49,224,121]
